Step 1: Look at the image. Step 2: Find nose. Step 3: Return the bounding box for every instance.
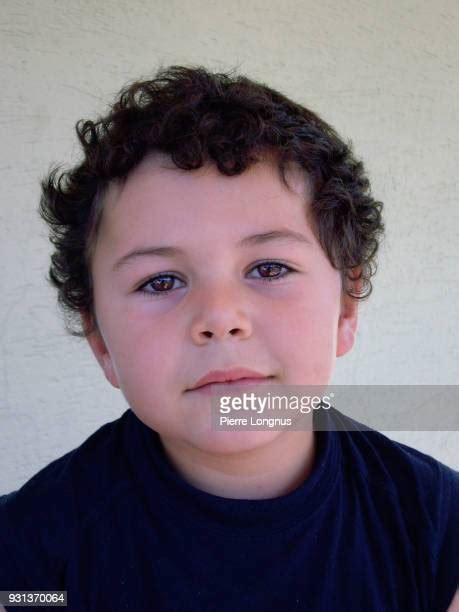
[190,280,253,345]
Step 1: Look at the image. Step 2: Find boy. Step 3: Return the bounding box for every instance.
[0,65,457,611]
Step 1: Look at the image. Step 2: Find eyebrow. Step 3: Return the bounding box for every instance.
[112,229,313,272]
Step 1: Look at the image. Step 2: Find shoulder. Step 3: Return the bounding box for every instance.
[329,407,458,501]
[335,410,459,531]
[0,409,133,588]
[332,409,459,609]
[341,419,459,513]
[2,408,133,519]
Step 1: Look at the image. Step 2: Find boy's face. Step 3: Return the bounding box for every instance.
[84,152,358,455]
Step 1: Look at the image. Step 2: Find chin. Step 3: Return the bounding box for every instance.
[189,427,283,456]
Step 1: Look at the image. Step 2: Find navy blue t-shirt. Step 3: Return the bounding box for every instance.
[0,407,458,611]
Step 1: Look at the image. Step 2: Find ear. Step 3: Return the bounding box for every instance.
[81,312,120,389]
[336,271,360,358]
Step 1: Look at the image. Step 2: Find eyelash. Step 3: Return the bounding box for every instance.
[137,261,296,298]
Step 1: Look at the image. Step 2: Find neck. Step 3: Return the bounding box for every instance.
[158,430,316,500]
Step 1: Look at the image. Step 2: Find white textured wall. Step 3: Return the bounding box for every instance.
[1,0,458,493]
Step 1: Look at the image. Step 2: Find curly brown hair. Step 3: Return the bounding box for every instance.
[38,64,384,338]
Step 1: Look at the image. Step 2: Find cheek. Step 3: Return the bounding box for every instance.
[102,311,178,392]
[264,287,339,384]
[267,293,338,344]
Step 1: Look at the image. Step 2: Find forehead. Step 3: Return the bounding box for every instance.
[97,152,315,248]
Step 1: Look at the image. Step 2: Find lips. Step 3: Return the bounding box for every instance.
[189,367,271,391]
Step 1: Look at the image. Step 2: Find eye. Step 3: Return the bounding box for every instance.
[137,274,185,298]
[249,261,295,282]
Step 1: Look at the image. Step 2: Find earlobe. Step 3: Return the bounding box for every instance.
[81,312,120,389]
[336,303,358,357]
[336,275,360,358]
